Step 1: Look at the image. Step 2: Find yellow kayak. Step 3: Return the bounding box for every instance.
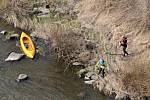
[20,32,35,58]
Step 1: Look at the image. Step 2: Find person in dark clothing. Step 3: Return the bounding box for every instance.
[99,67,105,78]
[120,36,129,56]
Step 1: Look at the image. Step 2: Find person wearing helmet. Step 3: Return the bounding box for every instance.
[120,35,128,56]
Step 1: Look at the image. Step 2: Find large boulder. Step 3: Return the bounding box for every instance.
[5,52,24,61]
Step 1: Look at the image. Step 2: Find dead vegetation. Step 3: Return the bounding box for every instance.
[76,0,150,98]
[33,16,98,67]
[120,53,150,98]
[0,0,34,30]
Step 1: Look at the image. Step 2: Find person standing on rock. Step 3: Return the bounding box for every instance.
[96,58,107,78]
[120,35,129,56]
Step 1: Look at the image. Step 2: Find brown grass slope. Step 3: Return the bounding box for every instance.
[76,0,150,98]
[0,0,34,30]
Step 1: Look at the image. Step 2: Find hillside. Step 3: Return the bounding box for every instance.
[76,0,150,99]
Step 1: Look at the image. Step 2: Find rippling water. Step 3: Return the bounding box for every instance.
[0,20,113,100]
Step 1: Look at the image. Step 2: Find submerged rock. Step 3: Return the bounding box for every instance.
[0,30,7,35]
[16,74,28,82]
[6,34,19,40]
[5,52,24,61]
[10,34,19,38]
[77,91,86,97]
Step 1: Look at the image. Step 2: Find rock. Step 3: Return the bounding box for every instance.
[73,62,84,66]
[84,80,95,84]
[77,69,88,78]
[78,69,88,74]
[37,14,50,18]
[84,72,98,80]
[85,72,95,78]
[34,7,50,15]
[115,92,127,100]
[5,31,19,40]
[84,76,90,80]
[16,41,20,47]
[16,74,28,82]
[33,8,42,14]
[36,49,39,53]
[73,62,82,66]
[5,52,24,61]
[0,30,7,35]
[8,34,19,39]
[39,7,50,14]
[90,75,99,80]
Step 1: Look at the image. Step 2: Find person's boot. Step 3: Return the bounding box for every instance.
[123,53,125,57]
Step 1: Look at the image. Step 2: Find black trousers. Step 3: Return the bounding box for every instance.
[99,68,105,78]
[122,45,128,56]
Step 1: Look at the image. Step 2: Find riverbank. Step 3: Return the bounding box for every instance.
[1,0,150,100]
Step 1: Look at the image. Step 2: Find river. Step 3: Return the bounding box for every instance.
[0,20,113,100]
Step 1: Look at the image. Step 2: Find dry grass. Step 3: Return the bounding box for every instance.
[33,12,87,63]
[120,51,150,97]
[76,0,150,98]
[0,0,35,30]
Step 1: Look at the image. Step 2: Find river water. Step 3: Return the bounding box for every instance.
[0,20,113,100]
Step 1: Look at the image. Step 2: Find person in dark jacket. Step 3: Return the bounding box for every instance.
[120,35,128,56]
